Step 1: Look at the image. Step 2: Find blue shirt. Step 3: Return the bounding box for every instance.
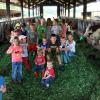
[0,76,4,88]
[40,43,48,49]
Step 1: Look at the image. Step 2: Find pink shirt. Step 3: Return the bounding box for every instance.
[61,24,67,38]
[9,45,22,62]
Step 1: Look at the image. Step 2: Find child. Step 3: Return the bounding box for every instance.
[0,70,6,100]
[66,34,76,58]
[28,23,38,44]
[39,37,48,55]
[60,37,69,64]
[37,18,46,43]
[48,34,63,70]
[61,19,67,38]
[6,36,23,83]
[33,48,46,77]
[10,30,20,44]
[19,35,30,71]
[42,55,55,88]
[60,34,76,63]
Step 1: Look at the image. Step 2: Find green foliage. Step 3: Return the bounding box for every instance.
[0,39,100,100]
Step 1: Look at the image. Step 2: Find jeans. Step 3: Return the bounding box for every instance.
[33,65,44,72]
[42,76,55,86]
[61,51,75,64]
[12,62,23,81]
[0,92,2,100]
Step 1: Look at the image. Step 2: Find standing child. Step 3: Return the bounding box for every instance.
[33,49,46,77]
[6,37,23,83]
[19,35,30,71]
[42,55,55,88]
[0,70,6,100]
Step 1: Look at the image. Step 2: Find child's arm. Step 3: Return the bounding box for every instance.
[6,46,13,54]
[48,48,51,52]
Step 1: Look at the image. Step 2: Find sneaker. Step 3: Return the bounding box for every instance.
[46,84,50,88]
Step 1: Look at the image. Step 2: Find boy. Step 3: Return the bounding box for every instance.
[48,34,64,71]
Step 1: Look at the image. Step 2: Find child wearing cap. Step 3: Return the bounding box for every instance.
[42,55,55,88]
[33,48,46,77]
[19,35,30,71]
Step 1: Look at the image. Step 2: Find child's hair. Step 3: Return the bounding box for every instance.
[62,19,65,24]
[54,19,58,23]
[50,34,56,38]
[37,48,43,55]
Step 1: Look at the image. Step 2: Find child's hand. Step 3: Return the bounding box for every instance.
[1,85,6,93]
[48,48,51,52]
[56,48,59,52]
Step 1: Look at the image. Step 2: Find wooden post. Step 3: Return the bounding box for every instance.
[20,0,24,19]
[83,0,87,19]
[57,5,60,17]
[6,0,10,21]
[28,0,30,17]
[73,0,76,18]
[40,5,43,18]
[68,0,70,17]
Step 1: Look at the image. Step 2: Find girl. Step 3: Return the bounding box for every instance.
[6,37,23,83]
[33,49,46,77]
[19,35,30,71]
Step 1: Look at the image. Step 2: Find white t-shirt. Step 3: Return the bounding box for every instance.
[21,43,28,57]
[51,25,61,35]
[66,40,76,53]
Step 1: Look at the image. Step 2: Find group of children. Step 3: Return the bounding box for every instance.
[4,17,76,93]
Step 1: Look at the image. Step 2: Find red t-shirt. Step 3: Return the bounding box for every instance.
[44,67,55,77]
[34,55,45,65]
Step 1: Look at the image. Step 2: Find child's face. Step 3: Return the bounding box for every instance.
[22,38,27,43]
[53,20,57,25]
[68,35,73,42]
[43,38,47,44]
[47,62,53,69]
[37,51,42,56]
[13,39,19,46]
[61,38,66,44]
[50,37,56,44]
[30,25,35,31]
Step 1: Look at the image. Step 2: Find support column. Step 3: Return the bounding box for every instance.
[36,6,37,16]
[33,5,34,17]
[57,5,60,17]
[40,5,43,18]
[20,0,24,19]
[68,0,70,17]
[28,0,30,17]
[65,4,67,16]
[83,0,87,19]
[73,0,76,18]
[6,0,10,21]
